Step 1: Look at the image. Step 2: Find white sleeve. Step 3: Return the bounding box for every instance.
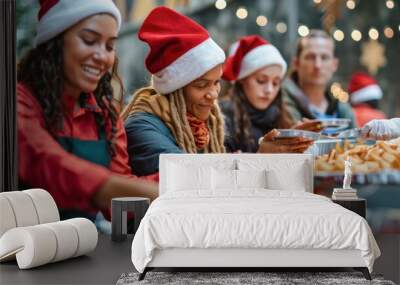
[361,118,400,140]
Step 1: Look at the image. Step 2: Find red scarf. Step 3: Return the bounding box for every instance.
[186,113,210,150]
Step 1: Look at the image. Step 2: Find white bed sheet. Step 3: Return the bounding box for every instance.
[131,190,380,273]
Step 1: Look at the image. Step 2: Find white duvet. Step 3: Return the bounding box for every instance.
[131,190,380,273]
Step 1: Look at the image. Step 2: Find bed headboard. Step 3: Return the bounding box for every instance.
[159,153,314,195]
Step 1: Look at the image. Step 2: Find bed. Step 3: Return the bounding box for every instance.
[131,154,380,280]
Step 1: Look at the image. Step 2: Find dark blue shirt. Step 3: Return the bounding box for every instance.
[124,112,183,176]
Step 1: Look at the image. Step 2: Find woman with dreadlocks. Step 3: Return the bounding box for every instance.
[220,35,322,153]
[17,0,158,220]
[122,7,228,177]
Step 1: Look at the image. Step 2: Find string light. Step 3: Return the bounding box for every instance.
[298,25,310,37]
[368,28,379,40]
[333,29,345,41]
[256,15,268,27]
[384,27,394,38]
[338,91,349,103]
[330,82,342,96]
[236,7,248,19]
[346,0,356,10]
[276,22,287,33]
[351,30,362,41]
[386,0,395,9]
[330,83,348,103]
[215,0,227,10]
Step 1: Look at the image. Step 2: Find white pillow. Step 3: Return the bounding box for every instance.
[266,166,307,192]
[212,168,237,191]
[167,163,212,191]
[236,169,267,189]
[237,158,310,192]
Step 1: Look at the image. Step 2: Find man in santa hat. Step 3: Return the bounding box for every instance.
[348,72,386,127]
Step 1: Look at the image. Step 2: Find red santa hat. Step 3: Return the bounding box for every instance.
[35,0,121,47]
[222,35,287,82]
[349,72,383,104]
[138,7,225,94]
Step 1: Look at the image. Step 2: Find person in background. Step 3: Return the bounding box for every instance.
[362,118,400,140]
[348,72,386,127]
[17,0,158,221]
[282,29,356,128]
[220,35,320,153]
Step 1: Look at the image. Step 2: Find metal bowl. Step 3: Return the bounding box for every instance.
[336,128,361,139]
[320,118,351,129]
[320,118,351,135]
[311,139,342,156]
[275,129,321,140]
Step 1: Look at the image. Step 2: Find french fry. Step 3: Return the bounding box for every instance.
[379,159,392,169]
[328,149,336,163]
[379,142,400,158]
[335,142,343,154]
[333,159,345,171]
[364,161,380,172]
[352,163,369,173]
[347,145,368,155]
[316,160,335,171]
[343,140,350,152]
[365,151,382,163]
[381,152,398,164]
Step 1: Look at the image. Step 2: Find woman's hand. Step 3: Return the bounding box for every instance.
[93,175,159,209]
[293,119,324,132]
[257,129,314,153]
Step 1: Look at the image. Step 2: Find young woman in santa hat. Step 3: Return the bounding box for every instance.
[17,0,158,220]
[220,35,322,153]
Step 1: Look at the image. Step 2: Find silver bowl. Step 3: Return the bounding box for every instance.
[275,129,321,140]
[311,139,342,156]
[319,118,351,129]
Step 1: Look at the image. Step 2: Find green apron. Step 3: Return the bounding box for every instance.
[57,128,111,168]
[57,127,111,221]
[19,126,111,220]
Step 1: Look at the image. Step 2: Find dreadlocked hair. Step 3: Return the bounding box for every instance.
[17,35,123,156]
[122,87,226,153]
[227,83,292,152]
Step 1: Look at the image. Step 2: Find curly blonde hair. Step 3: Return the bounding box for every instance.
[122,87,226,153]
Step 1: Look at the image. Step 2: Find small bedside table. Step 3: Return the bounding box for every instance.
[332,198,366,218]
[111,197,150,242]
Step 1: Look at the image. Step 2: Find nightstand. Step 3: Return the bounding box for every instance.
[111,197,150,242]
[332,198,366,218]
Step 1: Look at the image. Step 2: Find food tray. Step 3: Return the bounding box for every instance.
[315,169,400,185]
[275,129,321,140]
[310,138,376,156]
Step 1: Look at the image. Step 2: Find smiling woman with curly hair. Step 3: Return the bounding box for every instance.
[17,0,158,221]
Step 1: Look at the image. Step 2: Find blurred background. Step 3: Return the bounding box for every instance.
[17,0,400,116]
[16,1,400,282]
[17,0,400,233]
